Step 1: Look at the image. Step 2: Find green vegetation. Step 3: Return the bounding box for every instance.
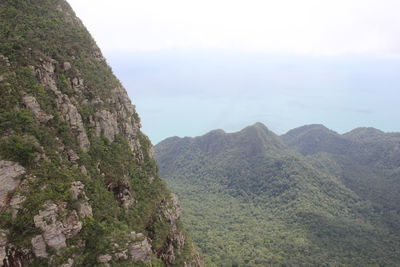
[0,0,200,265]
[283,125,400,217]
[155,123,400,266]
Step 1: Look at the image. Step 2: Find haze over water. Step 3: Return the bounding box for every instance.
[68,0,400,143]
[108,51,400,143]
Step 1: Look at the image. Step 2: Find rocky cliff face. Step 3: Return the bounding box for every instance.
[0,0,202,266]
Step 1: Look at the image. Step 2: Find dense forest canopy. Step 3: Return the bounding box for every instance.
[155,123,400,266]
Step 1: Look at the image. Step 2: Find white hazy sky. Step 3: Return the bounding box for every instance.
[66,0,400,143]
[68,0,400,56]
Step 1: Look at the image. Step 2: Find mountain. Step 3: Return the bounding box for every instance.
[281,124,361,156]
[155,123,400,266]
[284,124,400,218]
[0,0,202,266]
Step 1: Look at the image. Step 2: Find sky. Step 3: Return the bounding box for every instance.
[67,0,400,143]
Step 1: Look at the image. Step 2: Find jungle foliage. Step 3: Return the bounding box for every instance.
[155,123,400,266]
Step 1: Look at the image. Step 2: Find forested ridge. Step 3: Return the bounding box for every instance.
[155,123,400,266]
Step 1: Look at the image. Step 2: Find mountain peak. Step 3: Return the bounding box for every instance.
[283,124,333,138]
[282,124,354,156]
[343,127,385,141]
[251,121,268,129]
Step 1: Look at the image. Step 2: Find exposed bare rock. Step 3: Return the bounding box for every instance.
[63,62,71,71]
[148,176,155,184]
[76,200,92,218]
[157,195,187,264]
[114,250,128,260]
[0,161,26,208]
[33,203,67,251]
[79,165,88,175]
[62,210,82,238]
[147,146,155,160]
[94,110,119,141]
[98,254,112,266]
[112,87,135,115]
[59,99,90,150]
[22,95,53,123]
[110,232,153,263]
[9,194,26,219]
[56,2,83,26]
[87,86,146,162]
[92,45,105,62]
[184,254,204,267]
[107,180,135,209]
[0,243,34,267]
[0,55,11,67]
[66,149,79,162]
[61,258,74,267]
[9,194,25,210]
[42,60,56,74]
[127,232,152,263]
[131,139,145,163]
[163,194,182,222]
[2,244,33,267]
[0,230,7,266]
[70,181,84,200]
[33,202,83,252]
[70,77,84,93]
[35,61,90,150]
[31,235,48,258]
[70,181,93,218]
[71,77,79,86]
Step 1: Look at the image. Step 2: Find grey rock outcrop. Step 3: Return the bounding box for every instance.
[94,110,119,141]
[128,238,152,262]
[0,230,7,266]
[61,258,74,267]
[35,61,90,150]
[107,180,135,209]
[62,210,82,238]
[9,194,26,219]
[59,98,90,150]
[1,245,32,267]
[114,250,128,260]
[0,161,26,207]
[88,85,144,160]
[70,181,93,218]
[97,254,112,266]
[107,232,152,263]
[158,194,186,264]
[33,202,84,252]
[33,203,67,251]
[31,235,48,258]
[63,62,72,71]
[22,95,53,123]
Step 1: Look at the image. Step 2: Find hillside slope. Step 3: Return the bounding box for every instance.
[283,125,400,215]
[0,0,202,266]
[155,123,400,266]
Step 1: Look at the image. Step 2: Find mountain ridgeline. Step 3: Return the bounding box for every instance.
[155,123,400,266]
[0,0,202,266]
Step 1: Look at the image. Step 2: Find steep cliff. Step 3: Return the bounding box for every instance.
[0,0,202,266]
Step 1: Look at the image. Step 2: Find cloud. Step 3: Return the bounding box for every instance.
[68,0,400,56]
